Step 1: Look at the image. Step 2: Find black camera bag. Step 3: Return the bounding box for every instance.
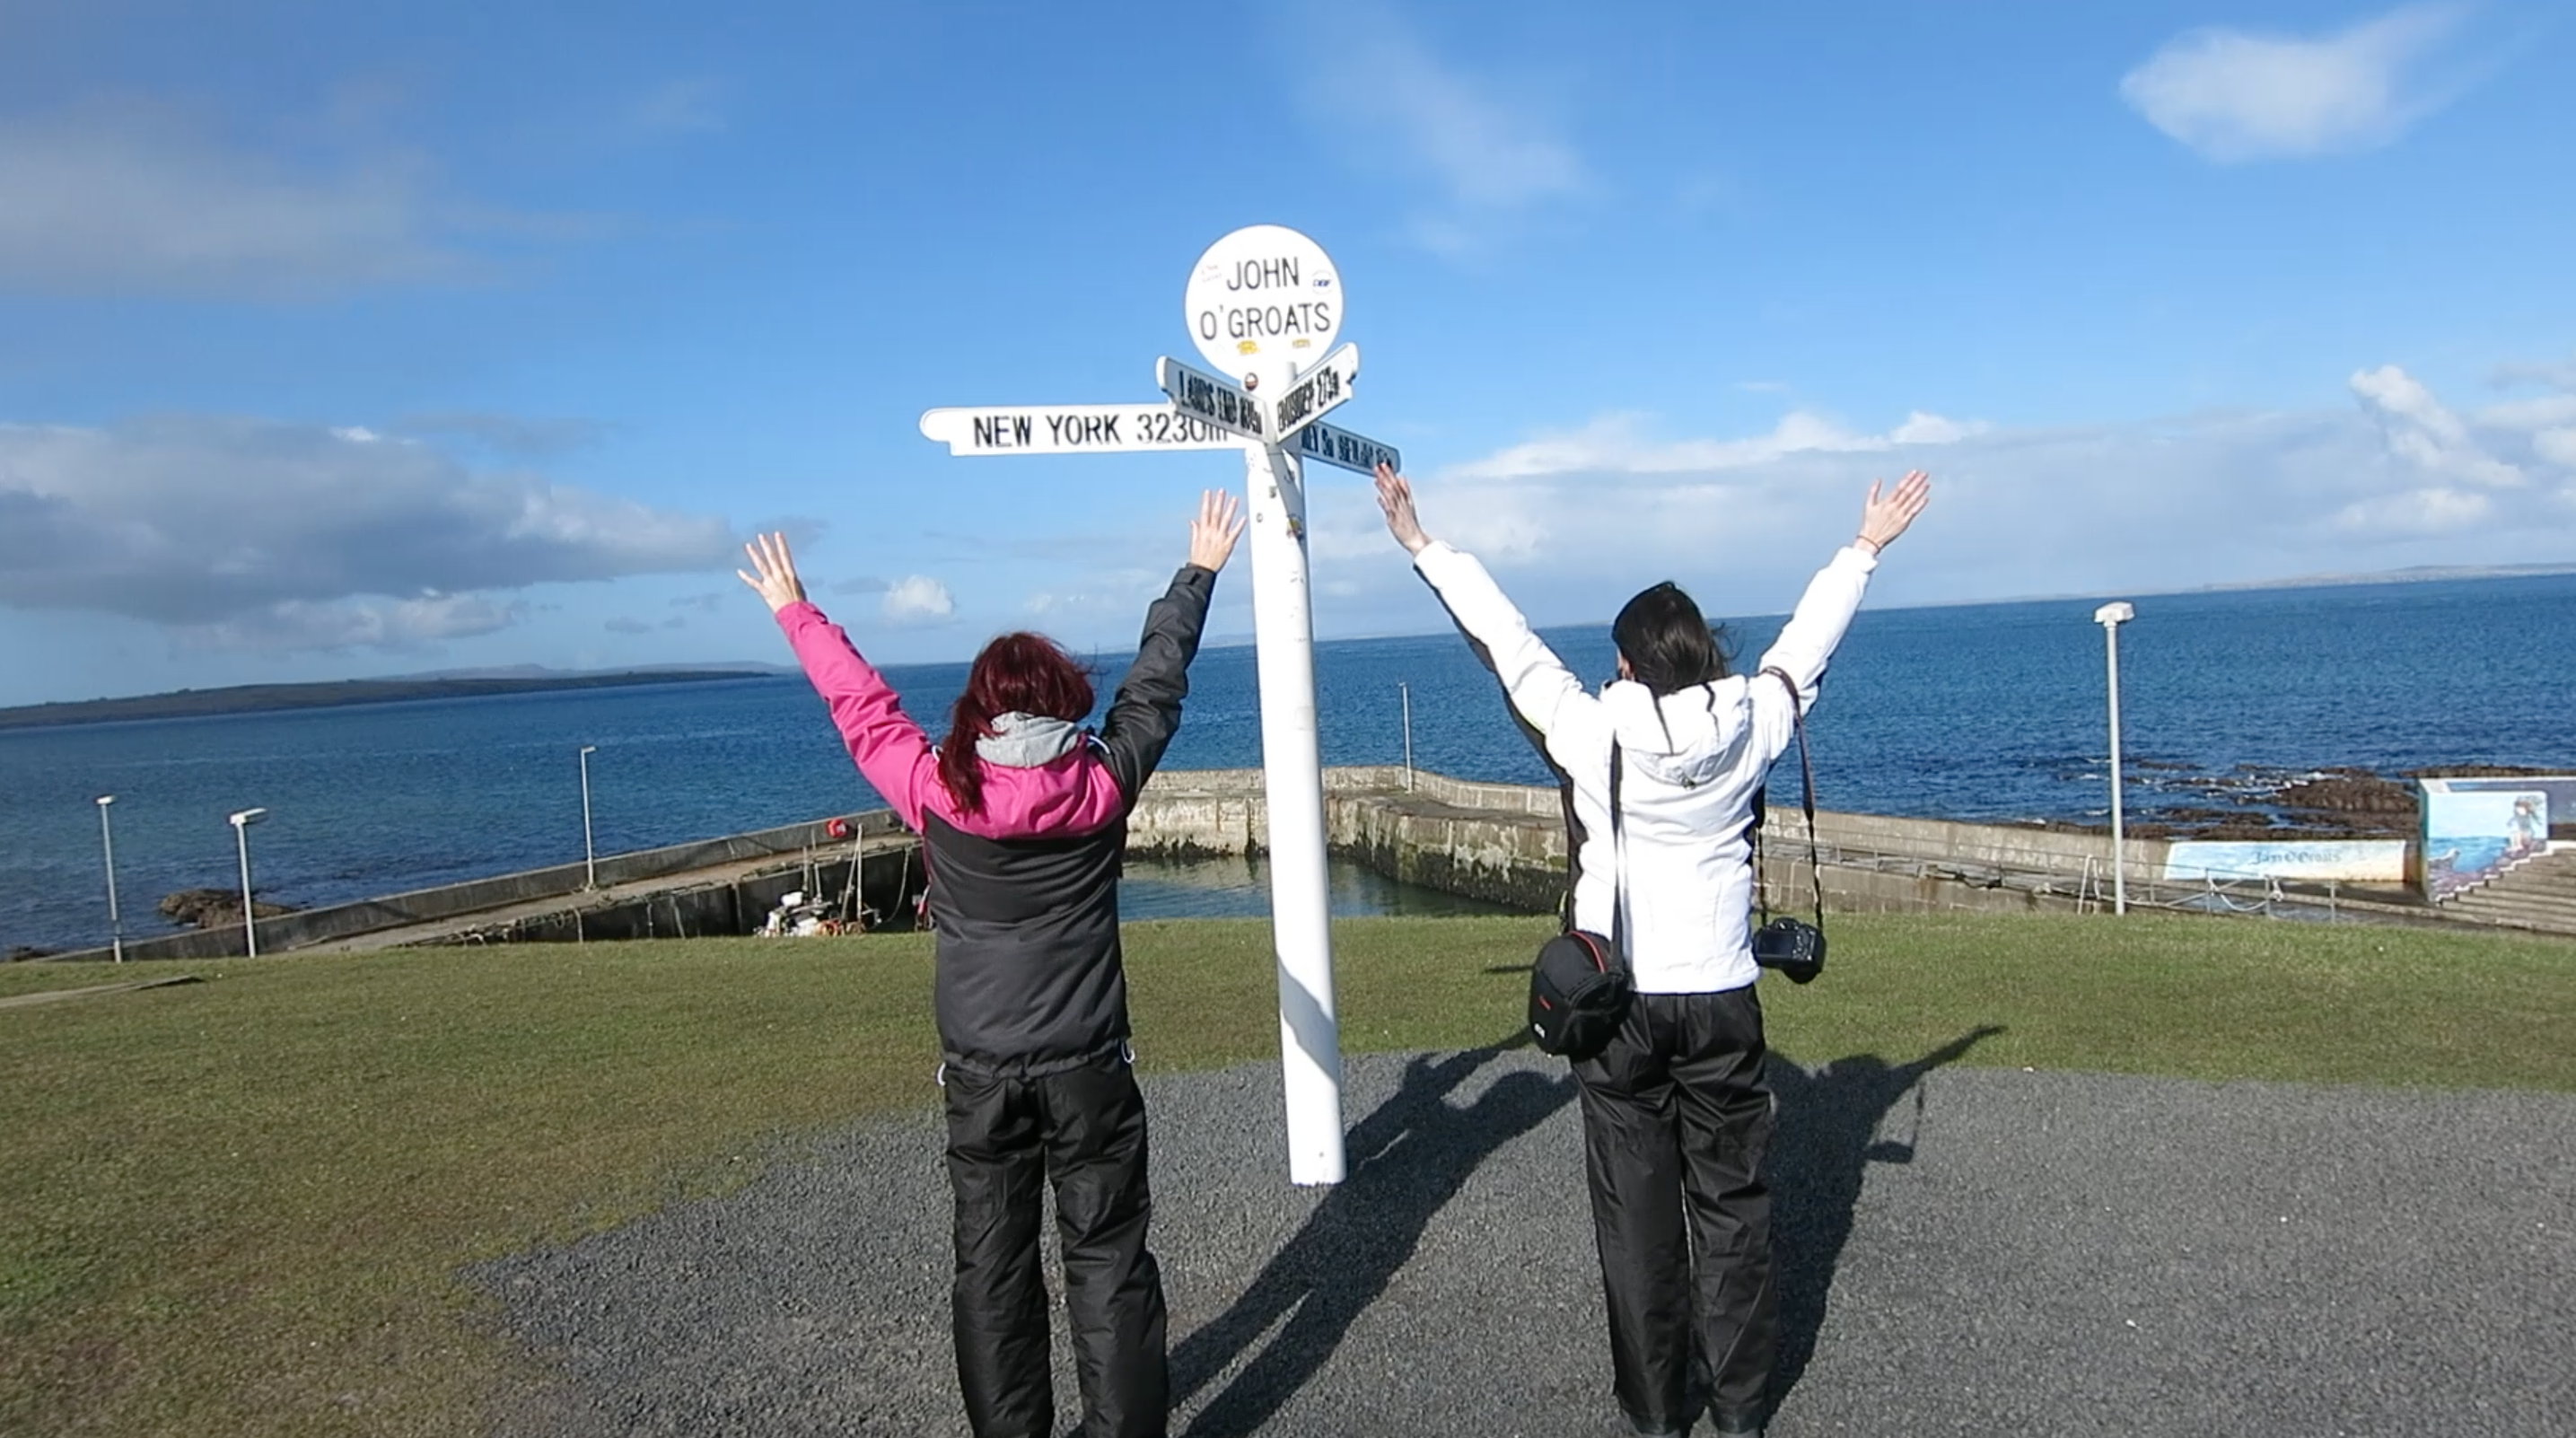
[1528,928,1629,1060]
[1529,742,1633,1060]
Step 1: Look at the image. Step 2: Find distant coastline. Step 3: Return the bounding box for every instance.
[0,667,791,732]
[2179,560,2576,595]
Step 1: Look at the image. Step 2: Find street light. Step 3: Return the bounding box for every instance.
[228,807,267,957]
[2092,601,2136,915]
[578,746,600,890]
[1398,682,1414,792]
[96,795,124,964]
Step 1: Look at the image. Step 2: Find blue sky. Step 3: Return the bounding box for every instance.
[2,0,2572,706]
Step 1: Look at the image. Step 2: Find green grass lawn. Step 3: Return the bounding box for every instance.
[3,912,2570,1436]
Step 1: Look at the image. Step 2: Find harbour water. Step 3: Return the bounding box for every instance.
[5,572,2572,953]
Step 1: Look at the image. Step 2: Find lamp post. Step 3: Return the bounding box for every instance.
[228,807,268,957]
[578,745,599,890]
[2092,601,2136,915]
[96,795,124,964]
[1399,682,1414,792]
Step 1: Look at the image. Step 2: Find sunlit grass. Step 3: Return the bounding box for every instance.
[3,913,2568,1435]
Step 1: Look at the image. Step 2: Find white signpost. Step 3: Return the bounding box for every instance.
[918,225,1400,1188]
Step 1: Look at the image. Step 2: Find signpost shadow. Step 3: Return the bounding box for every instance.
[1170,1039,1574,1438]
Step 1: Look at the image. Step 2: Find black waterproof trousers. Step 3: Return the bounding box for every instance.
[1573,986,1777,1435]
[943,1052,1169,1438]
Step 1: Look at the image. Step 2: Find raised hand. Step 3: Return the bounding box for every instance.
[1373,461,1430,556]
[1855,470,1932,556]
[736,531,809,614]
[1187,489,1246,573]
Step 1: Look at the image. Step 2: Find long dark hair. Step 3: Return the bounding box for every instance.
[939,632,1095,814]
[1610,582,1730,696]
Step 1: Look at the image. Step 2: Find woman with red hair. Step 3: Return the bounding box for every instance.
[739,491,1243,1438]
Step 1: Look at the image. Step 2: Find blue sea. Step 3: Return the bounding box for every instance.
[6,573,2574,954]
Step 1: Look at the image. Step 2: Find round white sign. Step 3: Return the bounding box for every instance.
[1183,225,1343,394]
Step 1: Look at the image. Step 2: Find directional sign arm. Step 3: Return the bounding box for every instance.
[919,403,1243,456]
[1290,418,1401,477]
[1156,356,1271,444]
[1268,343,1360,440]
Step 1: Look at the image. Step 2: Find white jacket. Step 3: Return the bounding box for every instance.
[1412,540,1878,994]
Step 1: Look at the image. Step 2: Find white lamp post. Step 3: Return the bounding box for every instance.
[579,745,600,890]
[228,807,268,957]
[96,795,124,964]
[1399,681,1414,792]
[2092,602,2136,915]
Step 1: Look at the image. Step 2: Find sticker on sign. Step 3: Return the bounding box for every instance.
[1269,344,1359,440]
[1185,224,1342,395]
[1156,356,1269,443]
[1292,419,1401,477]
[919,404,1243,456]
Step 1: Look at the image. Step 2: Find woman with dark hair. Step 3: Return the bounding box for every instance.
[1373,461,1930,1438]
[738,491,1244,1438]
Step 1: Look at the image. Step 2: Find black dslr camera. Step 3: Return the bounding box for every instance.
[1752,916,1825,985]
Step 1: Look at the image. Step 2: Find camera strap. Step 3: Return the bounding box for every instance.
[1608,739,1626,955]
[1757,667,1827,938]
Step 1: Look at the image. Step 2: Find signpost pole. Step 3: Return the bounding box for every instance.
[1244,441,1345,1186]
[919,224,1389,1188]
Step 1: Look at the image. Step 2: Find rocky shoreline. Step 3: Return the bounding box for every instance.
[2041,762,2571,843]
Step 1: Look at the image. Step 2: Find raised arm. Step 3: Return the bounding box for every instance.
[1097,491,1243,798]
[1376,463,1601,758]
[740,530,939,828]
[1753,470,1932,736]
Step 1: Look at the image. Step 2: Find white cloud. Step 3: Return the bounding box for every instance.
[2120,4,2463,162]
[1447,408,1984,487]
[2350,364,2524,488]
[880,575,956,627]
[0,99,556,297]
[1024,570,1161,620]
[180,593,524,653]
[2474,352,2576,477]
[2475,394,2576,431]
[2332,485,2491,535]
[1294,366,2576,638]
[1304,17,1587,254]
[0,417,737,651]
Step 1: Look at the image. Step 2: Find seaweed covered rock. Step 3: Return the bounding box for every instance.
[158,889,298,929]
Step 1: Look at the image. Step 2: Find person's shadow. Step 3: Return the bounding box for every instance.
[1767,1025,2003,1406]
[1170,1038,1575,1438]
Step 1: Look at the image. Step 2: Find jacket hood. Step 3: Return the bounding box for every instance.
[976,711,1085,768]
[942,742,1124,841]
[1599,678,1749,789]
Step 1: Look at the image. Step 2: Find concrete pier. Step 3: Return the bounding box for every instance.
[35,765,2494,964]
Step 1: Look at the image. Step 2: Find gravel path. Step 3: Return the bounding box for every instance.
[472,1039,2576,1436]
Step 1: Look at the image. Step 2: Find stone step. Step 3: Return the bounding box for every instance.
[2447,896,2576,931]
[2453,897,2576,923]
[2452,881,2576,901]
[2448,909,2576,936]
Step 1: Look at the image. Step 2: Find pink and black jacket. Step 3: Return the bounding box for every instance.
[776,566,1214,1077]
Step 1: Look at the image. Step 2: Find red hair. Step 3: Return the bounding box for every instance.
[939,632,1095,814]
